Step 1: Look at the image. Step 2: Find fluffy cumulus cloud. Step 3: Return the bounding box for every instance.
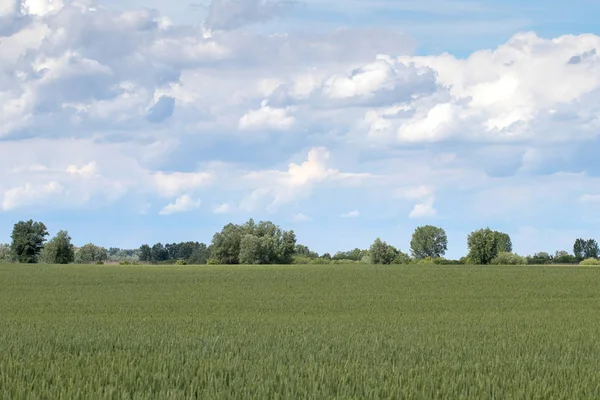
[1,0,600,256]
[159,194,201,215]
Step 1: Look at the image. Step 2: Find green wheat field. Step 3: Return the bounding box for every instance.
[1,263,600,399]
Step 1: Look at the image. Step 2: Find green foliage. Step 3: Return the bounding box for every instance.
[175,260,187,265]
[3,264,600,398]
[206,258,220,265]
[75,243,108,264]
[10,220,48,263]
[573,238,599,261]
[369,238,398,265]
[333,248,368,262]
[554,251,577,264]
[410,225,448,259]
[467,228,513,265]
[0,244,12,263]
[211,219,296,265]
[491,252,527,265]
[40,230,75,264]
[414,256,436,264]
[526,252,553,265]
[392,250,411,265]
[579,258,600,266]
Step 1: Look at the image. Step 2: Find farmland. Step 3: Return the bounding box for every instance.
[1,263,600,399]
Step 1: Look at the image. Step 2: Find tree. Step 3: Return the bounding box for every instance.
[369,238,398,265]
[211,223,244,264]
[41,230,75,264]
[467,228,512,265]
[573,238,599,261]
[495,232,513,253]
[10,220,49,263]
[585,239,599,259]
[554,250,577,264]
[188,243,210,264]
[526,252,553,265]
[139,245,152,263]
[410,225,448,259]
[239,234,263,264]
[75,243,108,263]
[151,243,169,263]
[0,244,12,263]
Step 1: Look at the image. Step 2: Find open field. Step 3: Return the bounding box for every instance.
[1,264,600,399]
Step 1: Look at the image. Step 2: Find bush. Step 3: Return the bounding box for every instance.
[175,260,187,265]
[96,261,104,265]
[579,258,600,266]
[414,256,436,264]
[309,258,330,265]
[292,256,311,264]
[491,252,527,265]
[206,258,220,265]
[120,261,131,265]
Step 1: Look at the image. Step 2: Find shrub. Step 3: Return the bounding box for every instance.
[491,252,527,265]
[96,261,104,265]
[309,258,329,265]
[579,258,600,266]
[206,258,220,265]
[292,256,311,265]
[176,260,187,265]
[415,256,436,264]
[119,261,131,265]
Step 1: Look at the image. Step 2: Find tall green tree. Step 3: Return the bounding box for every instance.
[573,238,599,261]
[139,244,152,263]
[41,230,75,264]
[369,238,398,265]
[410,225,448,259]
[467,228,512,265]
[10,220,49,263]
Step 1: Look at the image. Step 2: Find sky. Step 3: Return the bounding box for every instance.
[1,0,600,258]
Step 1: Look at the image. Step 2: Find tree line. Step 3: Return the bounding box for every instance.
[1,219,599,266]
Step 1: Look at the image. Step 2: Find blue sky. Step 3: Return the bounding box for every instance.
[1,0,600,258]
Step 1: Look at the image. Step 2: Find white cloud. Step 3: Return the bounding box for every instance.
[292,213,311,222]
[153,171,213,198]
[213,202,233,214]
[239,100,295,131]
[66,161,97,178]
[239,147,371,210]
[159,194,201,215]
[2,181,63,211]
[409,198,437,218]
[340,210,359,218]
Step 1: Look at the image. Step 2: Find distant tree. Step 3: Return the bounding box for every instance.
[211,223,244,264]
[321,253,332,261]
[554,250,577,264]
[151,243,169,263]
[333,248,368,262]
[526,252,553,265]
[585,239,599,259]
[41,230,75,264]
[495,232,513,253]
[0,243,13,263]
[574,239,585,261]
[410,225,448,259]
[393,250,412,265]
[10,220,49,263]
[239,234,263,264]
[491,252,526,265]
[75,243,108,264]
[369,238,398,265]
[187,243,210,264]
[139,244,152,263]
[295,244,319,258]
[573,238,599,261]
[467,228,510,265]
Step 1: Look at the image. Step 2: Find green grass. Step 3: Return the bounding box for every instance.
[1,263,600,399]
